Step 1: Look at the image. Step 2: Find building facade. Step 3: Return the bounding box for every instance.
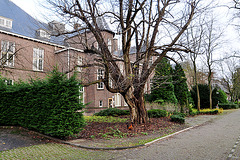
[0,0,153,114]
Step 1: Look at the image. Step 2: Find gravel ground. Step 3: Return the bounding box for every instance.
[107,109,240,160]
[0,127,47,152]
[0,110,239,160]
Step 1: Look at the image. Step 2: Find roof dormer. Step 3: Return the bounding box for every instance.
[0,16,13,29]
[36,29,50,39]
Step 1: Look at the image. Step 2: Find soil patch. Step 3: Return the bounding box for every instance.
[67,117,187,140]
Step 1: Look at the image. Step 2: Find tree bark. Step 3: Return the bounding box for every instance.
[124,88,148,124]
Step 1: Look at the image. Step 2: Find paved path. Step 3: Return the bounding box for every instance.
[107,109,240,160]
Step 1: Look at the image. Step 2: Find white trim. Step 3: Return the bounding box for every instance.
[99,100,103,107]
[0,29,65,48]
[33,48,44,71]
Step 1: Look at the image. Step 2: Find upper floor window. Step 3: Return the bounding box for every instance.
[1,40,15,67]
[0,16,13,29]
[76,55,83,72]
[33,48,44,71]
[36,29,50,39]
[108,39,112,53]
[97,68,104,89]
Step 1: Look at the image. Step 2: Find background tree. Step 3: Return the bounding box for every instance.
[218,57,239,101]
[182,22,205,111]
[173,63,192,113]
[47,0,201,124]
[148,58,177,104]
[202,16,223,109]
[190,84,228,109]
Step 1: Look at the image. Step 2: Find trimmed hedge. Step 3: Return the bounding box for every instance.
[0,69,85,139]
[170,115,185,124]
[94,108,130,117]
[218,103,239,109]
[147,109,167,118]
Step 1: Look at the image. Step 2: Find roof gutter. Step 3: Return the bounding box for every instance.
[0,29,65,48]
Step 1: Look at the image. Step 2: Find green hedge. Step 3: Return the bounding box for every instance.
[147,109,167,118]
[0,69,85,139]
[170,115,185,124]
[94,108,130,117]
[218,103,239,109]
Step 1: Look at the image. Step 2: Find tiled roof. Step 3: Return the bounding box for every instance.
[0,0,65,45]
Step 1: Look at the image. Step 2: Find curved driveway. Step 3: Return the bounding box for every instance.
[109,109,240,160]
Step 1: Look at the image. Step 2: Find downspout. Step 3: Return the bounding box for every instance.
[67,43,70,79]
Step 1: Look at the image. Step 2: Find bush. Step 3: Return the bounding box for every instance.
[94,108,129,117]
[147,109,167,118]
[191,84,228,109]
[0,69,85,139]
[170,115,185,124]
[199,109,219,115]
[172,111,186,118]
[218,103,239,109]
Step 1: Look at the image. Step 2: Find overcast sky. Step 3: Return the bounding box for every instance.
[10,0,240,59]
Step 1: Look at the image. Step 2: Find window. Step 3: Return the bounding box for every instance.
[1,41,15,67]
[0,16,13,29]
[5,79,13,85]
[115,93,121,107]
[36,29,50,39]
[99,100,103,107]
[76,55,83,72]
[108,39,112,53]
[33,48,44,71]
[97,68,104,89]
[79,86,84,104]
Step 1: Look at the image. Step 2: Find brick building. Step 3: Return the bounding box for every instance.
[0,0,153,114]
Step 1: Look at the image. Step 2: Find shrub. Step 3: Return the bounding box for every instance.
[170,115,185,124]
[218,103,239,109]
[199,109,219,115]
[94,108,129,117]
[172,111,186,118]
[191,84,228,109]
[0,69,85,139]
[147,109,167,118]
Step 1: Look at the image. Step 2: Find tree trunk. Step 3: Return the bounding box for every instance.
[124,88,148,124]
[196,84,201,111]
[209,84,212,109]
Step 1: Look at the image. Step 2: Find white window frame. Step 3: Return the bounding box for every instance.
[37,29,50,39]
[77,55,83,72]
[33,48,44,71]
[107,39,112,53]
[5,79,14,85]
[1,40,15,67]
[79,86,85,104]
[99,100,103,107]
[97,68,104,89]
[115,93,121,107]
[0,16,13,29]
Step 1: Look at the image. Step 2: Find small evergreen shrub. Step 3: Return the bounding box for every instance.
[172,111,186,118]
[218,103,239,109]
[147,109,167,118]
[170,115,185,124]
[94,108,129,117]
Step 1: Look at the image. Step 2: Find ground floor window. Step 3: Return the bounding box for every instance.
[115,93,121,107]
[99,100,103,107]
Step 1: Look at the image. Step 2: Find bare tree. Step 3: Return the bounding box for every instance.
[201,16,223,109]
[46,0,204,124]
[218,57,240,101]
[181,21,205,111]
